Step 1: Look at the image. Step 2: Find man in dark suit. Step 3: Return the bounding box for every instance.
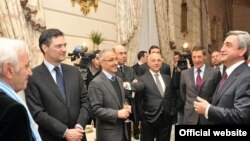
[180,46,221,125]
[194,30,250,124]
[113,45,140,140]
[132,51,148,75]
[25,29,91,141]
[137,53,175,141]
[211,50,226,75]
[0,38,41,141]
[88,49,132,141]
[137,45,171,76]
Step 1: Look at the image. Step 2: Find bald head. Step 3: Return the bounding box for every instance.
[147,53,163,73]
[113,44,127,65]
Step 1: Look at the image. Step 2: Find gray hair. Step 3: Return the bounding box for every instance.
[98,49,114,61]
[0,38,28,74]
[227,30,250,59]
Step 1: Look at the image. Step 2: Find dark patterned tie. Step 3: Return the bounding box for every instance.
[196,69,202,92]
[218,73,228,91]
[111,75,116,82]
[54,67,66,100]
[154,74,164,97]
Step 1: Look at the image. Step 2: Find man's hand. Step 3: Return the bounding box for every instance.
[193,96,209,115]
[118,109,131,119]
[65,128,84,141]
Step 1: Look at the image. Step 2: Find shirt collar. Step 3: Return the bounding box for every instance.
[149,69,161,76]
[194,64,205,73]
[102,70,115,80]
[225,60,244,76]
[43,59,62,73]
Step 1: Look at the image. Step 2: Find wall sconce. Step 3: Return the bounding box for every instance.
[71,0,99,15]
[182,41,190,52]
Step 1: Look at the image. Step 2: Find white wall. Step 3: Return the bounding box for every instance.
[42,0,117,64]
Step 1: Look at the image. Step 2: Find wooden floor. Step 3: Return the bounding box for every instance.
[86,125,175,141]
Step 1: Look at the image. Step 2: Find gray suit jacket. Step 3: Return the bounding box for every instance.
[88,72,126,141]
[25,63,90,141]
[137,71,175,124]
[180,66,221,124]
[209,63,250,124]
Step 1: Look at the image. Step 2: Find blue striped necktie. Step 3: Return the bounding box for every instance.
[54,67,66,100]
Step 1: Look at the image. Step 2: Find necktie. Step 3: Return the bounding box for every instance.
[119,66,124,73]
[196,69,202,92]
[54,67,66,100]
[154,74,164,97]
[111,75,116,81]
[218,73,228,91]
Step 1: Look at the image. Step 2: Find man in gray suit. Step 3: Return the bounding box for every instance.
[194,30,250,124]
[137,53,175,141]
[88,49,131,141]
[180,46,221,125]
[25,29,91,141]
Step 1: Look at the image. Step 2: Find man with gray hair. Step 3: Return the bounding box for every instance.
[0,38,41,141]
[194,30,250,124]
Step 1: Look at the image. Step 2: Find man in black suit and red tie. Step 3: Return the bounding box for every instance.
[194,30,250,124]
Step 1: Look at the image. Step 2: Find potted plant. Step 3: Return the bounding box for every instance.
[90,31,104,50]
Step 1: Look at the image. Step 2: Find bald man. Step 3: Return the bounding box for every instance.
[113,45,140,140]
[137,53,175,141]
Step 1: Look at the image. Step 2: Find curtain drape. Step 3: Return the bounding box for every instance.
[154,0,175,65]
[0,0,46,68]
[116,0,142,65]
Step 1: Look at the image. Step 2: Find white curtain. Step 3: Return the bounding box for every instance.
[0,0,46,68]
[138,0,159,53]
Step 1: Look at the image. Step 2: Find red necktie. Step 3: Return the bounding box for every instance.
[218,73,228,90]
[196,69,202,92]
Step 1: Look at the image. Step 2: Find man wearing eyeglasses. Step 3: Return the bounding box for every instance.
[89,49,137,141]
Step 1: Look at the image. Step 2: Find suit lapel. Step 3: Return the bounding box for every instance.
[40,64,67,105]
[146,71,163,97]
[212,63,245,105]
[201,67,210,87]
[101,73,122,108]
[61,65,71,107]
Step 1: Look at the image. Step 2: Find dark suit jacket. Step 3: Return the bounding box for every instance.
[137,71,176,124]
[180,66,221,124]
[210,63,250,124]
[115,65,137,98]
[0,93,33,141]
[132,63,140,75]
[25,63,90,141]
[88,72,126,141]
[137,63,171,76]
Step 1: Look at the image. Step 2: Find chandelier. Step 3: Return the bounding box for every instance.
[71,0,98,15]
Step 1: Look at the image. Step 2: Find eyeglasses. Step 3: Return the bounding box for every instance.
[102,59,117,62]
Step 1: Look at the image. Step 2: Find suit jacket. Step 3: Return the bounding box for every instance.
[132,63,140,76]
[180,66,221,124]
[137,71,176,124]
[171,67,184,113]
[137,63,171,76]
[25,63,90,141]
[210,63,250,124]
[0,93,33,141]
[115,65,137,98]
[88,72,126,141]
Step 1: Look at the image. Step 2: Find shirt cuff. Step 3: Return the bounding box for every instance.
[75,124,83,129]
[205,104,211,119]
[123,82,132,90]
[63,129,69,137]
